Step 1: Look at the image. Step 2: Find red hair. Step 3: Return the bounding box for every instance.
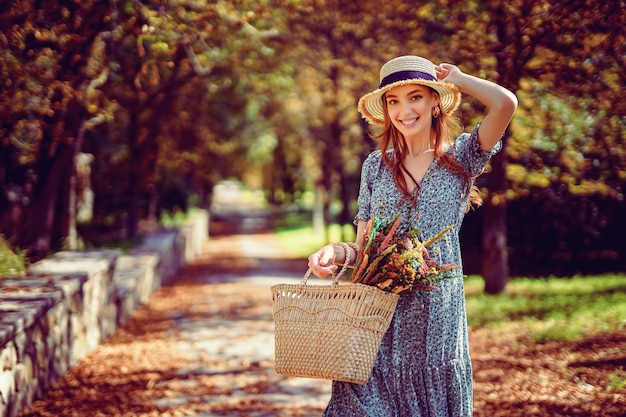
[376,92,482,212]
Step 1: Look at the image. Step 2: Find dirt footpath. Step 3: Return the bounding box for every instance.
[19,227,625,416]
[20,230,331,417]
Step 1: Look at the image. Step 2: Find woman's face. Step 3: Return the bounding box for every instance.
[384,84,438,139]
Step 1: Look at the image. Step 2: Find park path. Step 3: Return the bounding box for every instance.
[19,215,332,417]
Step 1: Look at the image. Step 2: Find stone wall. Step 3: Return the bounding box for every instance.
[0,210,209,417]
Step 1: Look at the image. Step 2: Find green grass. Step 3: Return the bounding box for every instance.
[0,236,26,278]
[607,367,626,391]
[465,274,626,342]
[160,210,190,228]
[274,220,356,259]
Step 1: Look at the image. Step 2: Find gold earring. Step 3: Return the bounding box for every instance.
[433,105,441,118]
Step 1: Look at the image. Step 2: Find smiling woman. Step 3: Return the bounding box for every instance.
[383,85,440,187]
[306,55,518,417]
[385,85,437,148]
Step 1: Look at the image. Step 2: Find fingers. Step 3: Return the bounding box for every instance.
[307,257,337,279]
[307,246,337,279]
[435,63,452,79]
[308,263,337,279]
[436,63,463,84]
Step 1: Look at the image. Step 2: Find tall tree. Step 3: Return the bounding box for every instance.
[0,0,113,259]
[408,0,624,292]
[479,0,623,292]
[0,0,284,258]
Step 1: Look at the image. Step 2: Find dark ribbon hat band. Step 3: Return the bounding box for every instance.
[379,70,436,88]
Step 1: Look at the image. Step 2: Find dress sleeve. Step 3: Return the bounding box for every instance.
[454,125,503,176]
[353,150,382,225]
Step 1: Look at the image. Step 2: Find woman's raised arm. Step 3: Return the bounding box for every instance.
[436,63,518,151]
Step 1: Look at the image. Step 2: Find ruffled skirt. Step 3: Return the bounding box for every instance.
[323,278,472,417]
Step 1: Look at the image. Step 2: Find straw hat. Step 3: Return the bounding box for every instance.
[357,56,461,126]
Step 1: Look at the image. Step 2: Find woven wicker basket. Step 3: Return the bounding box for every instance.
[271,269,399,384]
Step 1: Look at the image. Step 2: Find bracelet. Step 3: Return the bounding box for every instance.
[334,242,352,280]
[345,241,359,254]
[336,242,355,267]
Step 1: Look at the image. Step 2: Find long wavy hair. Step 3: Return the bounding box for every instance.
[376,90,482,212]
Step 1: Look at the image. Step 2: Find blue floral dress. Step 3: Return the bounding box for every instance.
[323,127,501,417]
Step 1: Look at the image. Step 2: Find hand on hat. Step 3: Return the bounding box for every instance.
[435,63,463,85]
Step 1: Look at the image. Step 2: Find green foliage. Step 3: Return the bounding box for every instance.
[0,0,288,255]
[510,84,624,199]
[159,210,189,229]
[465,275,626,341]
[607,368,626,391]
[0,236,26,278]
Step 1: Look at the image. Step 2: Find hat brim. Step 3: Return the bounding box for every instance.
[357,79,461,127]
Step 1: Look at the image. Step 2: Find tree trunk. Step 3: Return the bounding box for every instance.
[313,184,327,238]
[18,143,74,261]
[18,95,86,260]
[127,114,140,239]
[481,148,509,294]
[338,162,354,240]
[67,122,90,250]
[479,0,528,293]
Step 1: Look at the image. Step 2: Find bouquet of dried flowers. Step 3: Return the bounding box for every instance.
[352,215,458,294]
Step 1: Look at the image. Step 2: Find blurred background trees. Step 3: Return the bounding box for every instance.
[1,0,624,293]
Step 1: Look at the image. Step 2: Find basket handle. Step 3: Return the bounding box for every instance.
[301,248,352,286]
